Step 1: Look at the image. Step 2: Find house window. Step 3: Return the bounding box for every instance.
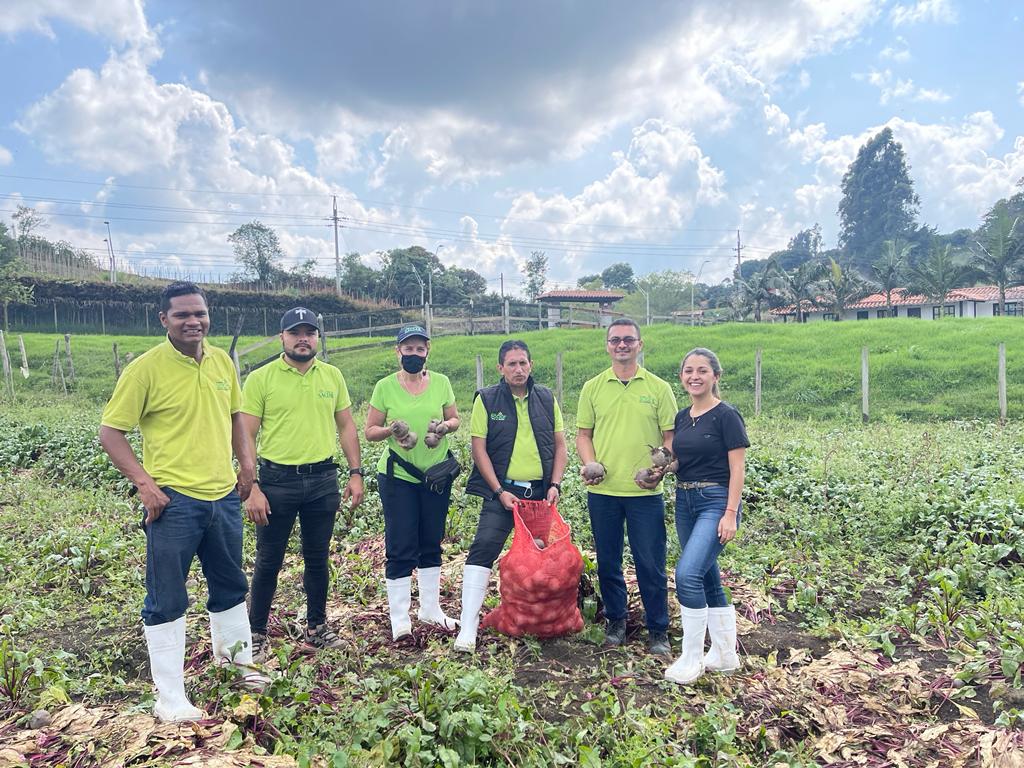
[876,309,887,318]
[994,303,1001,316]
[891,307,898,317]
[907,307,921,318]
[944,304,956,317]
[1007,303,1020,317]
[857,310,869,320]
[932,306,941,319]
[822,312,835,321]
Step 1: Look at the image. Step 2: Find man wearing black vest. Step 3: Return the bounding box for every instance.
[455,340,568,652]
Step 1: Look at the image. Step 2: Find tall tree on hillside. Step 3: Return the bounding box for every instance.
[228,221,285,290]
[780,261,824,322]
[736,261,780,322]
[906,243,971,309]
[339,252,381,297]
[838,128,919,269]
[601,262,635,291]
[577,273,601,289]
[871,240,913,317]
[0,222,33,331]
[521,251,548,301]
[378,246,443,305]
[618,270,697,319]
[819,258,869,320]
[973,202,1024,313]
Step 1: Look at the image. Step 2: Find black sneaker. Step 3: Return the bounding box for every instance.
[604,619,627,646]
[305,622,344,650]
[647,631,671,655]
[251,631,269,663]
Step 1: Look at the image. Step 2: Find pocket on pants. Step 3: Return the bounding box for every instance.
[697,484,728,501]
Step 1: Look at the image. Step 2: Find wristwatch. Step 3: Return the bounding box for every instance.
[490,487,502,501]
[550,482,562,493]
[349,467,366,477]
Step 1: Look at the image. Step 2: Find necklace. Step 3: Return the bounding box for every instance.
[690,414,701,427]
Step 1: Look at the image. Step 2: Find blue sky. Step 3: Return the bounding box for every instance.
[1,0,1021,294]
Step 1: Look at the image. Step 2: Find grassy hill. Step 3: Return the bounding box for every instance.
[4,318,1022,421]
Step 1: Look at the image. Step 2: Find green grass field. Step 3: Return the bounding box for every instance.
[5,317,1023,421]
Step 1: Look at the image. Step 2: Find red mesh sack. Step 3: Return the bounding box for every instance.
[480,499,584,638]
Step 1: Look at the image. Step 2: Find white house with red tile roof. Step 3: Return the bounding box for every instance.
[771,285,1024,322]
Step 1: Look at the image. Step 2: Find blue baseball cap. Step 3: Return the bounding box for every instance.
[396,323,430,343]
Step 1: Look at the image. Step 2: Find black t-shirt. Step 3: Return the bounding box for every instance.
[671,402,750,485]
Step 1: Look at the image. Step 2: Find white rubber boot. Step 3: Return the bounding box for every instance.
[704,605,740,673]
[416,567,459,630]
[664,606,708,685]
[454,565,491,652]
[209,602,269,690]
[386,576,413,640]
[143,617,204,722]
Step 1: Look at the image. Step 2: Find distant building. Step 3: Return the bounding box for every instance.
[536,289,626,328]
[772,286,1024,322]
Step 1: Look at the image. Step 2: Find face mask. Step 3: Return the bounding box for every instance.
[401,354,426,374]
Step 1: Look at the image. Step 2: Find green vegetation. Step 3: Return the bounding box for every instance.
[5,318,1023,420]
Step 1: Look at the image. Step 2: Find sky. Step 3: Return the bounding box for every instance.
[1,0,1022,295]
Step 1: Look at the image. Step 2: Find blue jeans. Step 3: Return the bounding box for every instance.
[142,488,248,626]
[674,485,740,610]
[587,493,668,633]
[249,465,341,634]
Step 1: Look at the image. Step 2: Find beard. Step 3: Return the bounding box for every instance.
[285,347,317,363]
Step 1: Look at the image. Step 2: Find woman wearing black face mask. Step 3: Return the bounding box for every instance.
[365,324,461,641]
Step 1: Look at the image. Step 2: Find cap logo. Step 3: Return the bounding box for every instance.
[295,309,308,319]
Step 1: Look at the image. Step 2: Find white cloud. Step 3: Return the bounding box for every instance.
[0,146,11,166]
[1018,81,1024,107]
[879,36,911,62]
[890,0,957,27]
[857,68,950,105]
[0,0,152,46]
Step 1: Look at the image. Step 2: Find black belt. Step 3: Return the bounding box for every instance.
[502,479,545,499]
[259,457,337,475]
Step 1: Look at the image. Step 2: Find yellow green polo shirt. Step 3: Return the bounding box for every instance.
[470,393,564,481]
[241,355,352,465]
[370,372,456,483]
[100,338,241,500]
[576,366,677,496]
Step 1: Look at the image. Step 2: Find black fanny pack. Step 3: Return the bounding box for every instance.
[387,449,462,495]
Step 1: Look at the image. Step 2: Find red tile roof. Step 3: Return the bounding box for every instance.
[772,285,1024,314]
[537,289,626,302]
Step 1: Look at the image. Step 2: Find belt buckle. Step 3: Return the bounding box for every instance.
[296,463,313,475]
[522,485,534,499]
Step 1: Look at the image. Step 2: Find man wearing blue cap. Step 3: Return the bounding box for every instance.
[239,307,364,659]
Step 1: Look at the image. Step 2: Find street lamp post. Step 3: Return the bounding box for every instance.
[691,259,711,327]
[104,220,116,283]
[431,244,445,306]
[636,285,650,325]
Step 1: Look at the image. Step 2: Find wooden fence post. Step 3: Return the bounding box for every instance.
[503,299,510,334]
[475,355,484,389]
[113,342,121,380]
[0,331,13,399]
[556,351,563,407]
[100,304,106,335]
[64,334,75,383]
[861,346,869,424]
[568,306,574,329]
[537,302,543,330]
[17,335,28,379]
[317,313,328,361]
[425,303,432,338]
[999,342,1007,423]
[754,348,762,417]
[53,302,58,333]
[263,308,268,337]
[368,313,373,338]
[144,305,150,335]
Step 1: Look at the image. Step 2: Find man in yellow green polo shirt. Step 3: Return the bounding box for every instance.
[99,281,260,723]
[456,339,568,652]
[576,318,677,655]
[239,307,364,660]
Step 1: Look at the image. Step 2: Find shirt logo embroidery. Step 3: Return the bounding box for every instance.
[638,395,655,404]
[490,412,507,421]
[319,391,335,399]
[214,380,231,391]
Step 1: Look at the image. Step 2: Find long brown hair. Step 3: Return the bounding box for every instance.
[680,347,722,398]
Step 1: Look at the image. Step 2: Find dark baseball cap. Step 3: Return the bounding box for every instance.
[281,307,320,332]
[396,323,430,343]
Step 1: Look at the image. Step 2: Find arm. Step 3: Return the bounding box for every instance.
[365,404,391,442]
[335,407,364,509]
[231,411,256,502]
[236,413,270,525]
[99,425,169,525]
[472,435,516,511]
[546,430,568,503]
[440,403,460,434]
[575,427,602,485]
[719,447,746,544]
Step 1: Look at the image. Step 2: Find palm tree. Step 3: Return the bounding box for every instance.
[973,203,1024,313]
[818,258,870,320]
[780,261,823,322]
[736,261,779,322]
[906,243,971,314]
[871,240,913,317]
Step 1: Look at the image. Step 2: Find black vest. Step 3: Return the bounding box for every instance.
[465,377,556,498]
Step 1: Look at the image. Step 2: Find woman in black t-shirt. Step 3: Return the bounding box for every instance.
[664,347,749,686]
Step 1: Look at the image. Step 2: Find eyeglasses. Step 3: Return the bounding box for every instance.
[607,336,639,346]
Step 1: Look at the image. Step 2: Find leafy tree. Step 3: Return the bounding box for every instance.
[447,267,488,300]
[339,252,381,297]
[973,202,1024,312]
[779,261,824,322]
[617,270,696,319]
[838,128,919,269]
[871,240,913,317]
[11,205,45,243]
[378,246,443,306]
[818,258,869,320]
[601,262,635,291]
[577,273,601,288]
[0,222,34,331]
[740,225,823,280]
[736,261,780,322]
[521,251,548,301]
[228,221,285,290]
[906,243,971,308]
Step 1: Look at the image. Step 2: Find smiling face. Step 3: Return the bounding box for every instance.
[498,348,532,388]
[679,354,719,399]
[160,293,210,347]
[282,324,319,362]
[605,323,642,365]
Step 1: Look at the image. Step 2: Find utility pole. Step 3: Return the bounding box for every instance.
[500,272,504,299]
[735,229,743,276]
[104,220,116,283]
[332,196,341,296]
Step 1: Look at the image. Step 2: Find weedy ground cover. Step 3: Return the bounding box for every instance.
[0,402,1022,765]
